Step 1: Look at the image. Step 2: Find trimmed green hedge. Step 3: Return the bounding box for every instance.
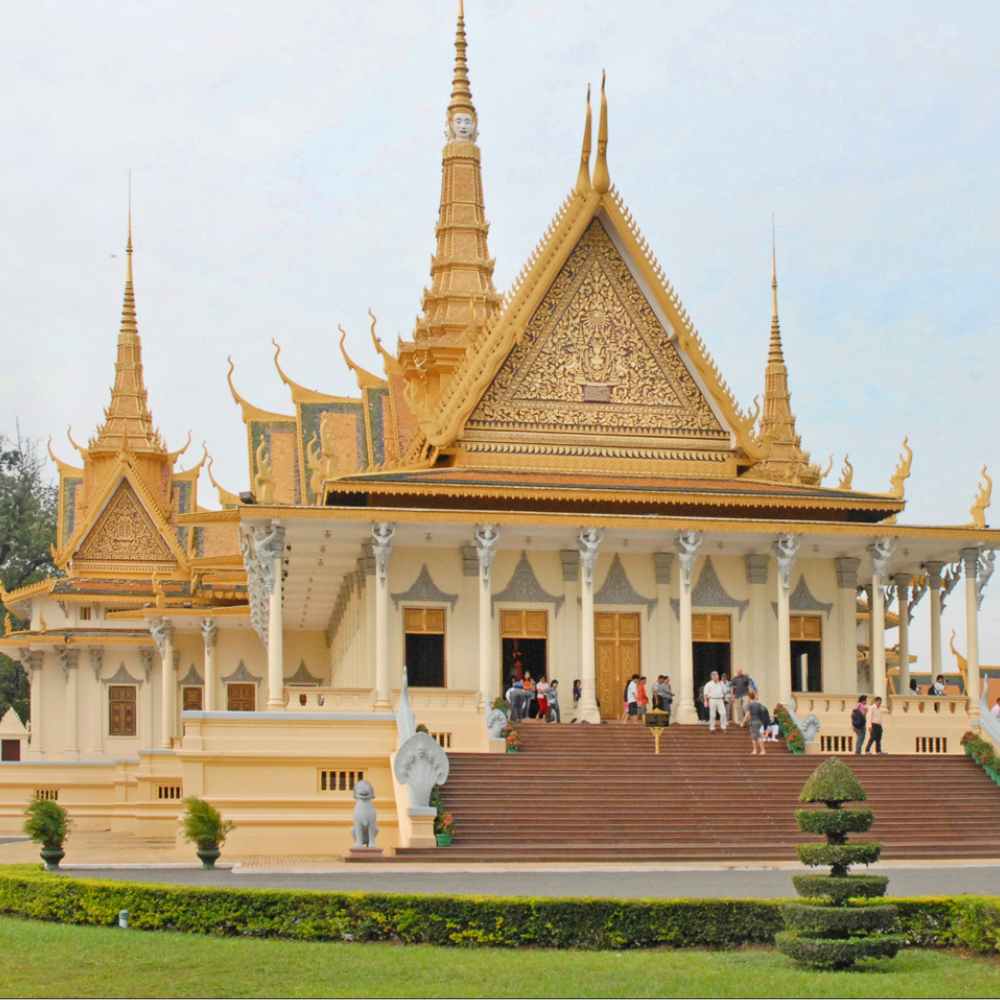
[781,902,897,936]
[796,841,881,870]
[793,874,889,904]
[774,930,904,969]
[0,868,998,953]
[795,808,873,838]
[961,731,1000,786]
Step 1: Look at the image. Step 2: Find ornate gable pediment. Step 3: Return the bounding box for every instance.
[75,479,176,566]
[463,218,730,460]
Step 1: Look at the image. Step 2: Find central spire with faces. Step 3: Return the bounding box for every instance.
[410,0,500,347]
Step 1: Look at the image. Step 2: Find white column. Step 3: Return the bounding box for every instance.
[201,619,218,711]
[893,574,911,694]
[774,534,800,707]
[140,649,154,747]
[151,619,175,748]
[868,538,894,703]
[22,651,43,759]
[924,561,944,681]
[58,648,80,758]
[258,523,286,710]
[653,553,674,684]
[474,525,500,707]
[576,527,604,724]
[961,547,982,717]
[834,558,860,693]
[744,554,768,694]
[87,647,104,756]
[559,549,581,693]
[675,530,703,724]
[371,522,396,709]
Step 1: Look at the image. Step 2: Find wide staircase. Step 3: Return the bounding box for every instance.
[394,722,1000,862]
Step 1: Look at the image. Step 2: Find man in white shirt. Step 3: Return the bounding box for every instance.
[625,675,639,723]
[992,697,1000,718]
[703,670,728,731]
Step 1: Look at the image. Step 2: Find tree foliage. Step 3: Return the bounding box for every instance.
[0,431,58,722]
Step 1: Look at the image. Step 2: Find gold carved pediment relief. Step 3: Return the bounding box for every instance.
[466,219,725,440]
[76,480,175,564]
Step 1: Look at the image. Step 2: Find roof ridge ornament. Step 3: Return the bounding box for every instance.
[968,465,992,528]
[575,83,592,195]
[592,71,610,194]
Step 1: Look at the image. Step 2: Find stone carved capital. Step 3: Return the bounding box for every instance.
[149,618,173,660]
[18,649,42,673]
[201,618,218,649]
[868,537,896,579]
[976,549,995,610]
[834,556,860,590]
[653,552,675,587]
[474,524,500,590]
[577,528,604,587]
[139,648,154,681]
[88,646,104,681]
[923,560,945,589]
[254,521,286,564]
[392,731,450,808]
[773,533,800,593]
[675,530,703,588]
[370,522,396,585]
[58,646,79,680]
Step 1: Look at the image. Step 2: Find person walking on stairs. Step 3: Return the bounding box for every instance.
[703,670,728,731]
[624,674,639,723]
[865,696,885,755]
[746,689,767,755]
[730,669,753,726]
[851,695,868,755]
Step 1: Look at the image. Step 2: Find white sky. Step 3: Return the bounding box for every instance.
[1,1,998,669]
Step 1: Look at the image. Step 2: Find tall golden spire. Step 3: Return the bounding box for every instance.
[592,71,610,194]
[91,188,164,454]
[754,221,818,484]
[405,0,500,349]
[576,84,593,195]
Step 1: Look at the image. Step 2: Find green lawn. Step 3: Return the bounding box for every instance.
[1,916,998,999]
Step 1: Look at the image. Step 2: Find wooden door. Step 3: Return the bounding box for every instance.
[227,683,255,712]
[182,687,203,711]
[595,612,641,720]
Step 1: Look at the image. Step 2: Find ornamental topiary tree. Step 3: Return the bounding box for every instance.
[776,757,902,969]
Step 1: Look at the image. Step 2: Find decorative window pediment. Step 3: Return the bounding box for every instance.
[492,552,565,617]
[390,564,458,611]
[221,660,262,686]
[178,665,204,686]
[101,662,143,685]
[671,557,750,620]
[286,659,322,686]
[771,575,834,619]
[593,554,657,619]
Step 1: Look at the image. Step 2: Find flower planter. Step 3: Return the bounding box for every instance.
[196,843,221,870]
[39,846,64,872]
[505,745,520,753]
[435,833,454,847]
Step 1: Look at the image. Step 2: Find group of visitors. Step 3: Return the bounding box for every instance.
[699,668,781,755]
[850,694,885,754]
[505,674,560,722]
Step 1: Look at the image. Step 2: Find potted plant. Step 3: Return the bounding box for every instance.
[435,811,455,847]
[491,697,510,716]
[181,796,234,869]
[23,798,70,871]
[502,724,520,753]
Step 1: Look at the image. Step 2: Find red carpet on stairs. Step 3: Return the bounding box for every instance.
[393,722,1000,863]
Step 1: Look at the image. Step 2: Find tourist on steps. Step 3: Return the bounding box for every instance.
[523,673,537,719]
[851,695,868,755]
[703,671,728,731]
[624,674,639,723]
[571,679,581,722]
[992,696,1000,718]
[636,676,649,720]
[747,690,767,755]
[653,675,673,723]
[865,696,885,755]
[536,677,550,721]
[730,669,753,726]
[546,680,561,723]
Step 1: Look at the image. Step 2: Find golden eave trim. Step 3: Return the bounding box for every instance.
[106,604,250,621]
[227,356,294,424]
[322,477,902,513]
[177,508,242,526]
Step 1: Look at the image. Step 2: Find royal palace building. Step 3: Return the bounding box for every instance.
[1,4,998,855]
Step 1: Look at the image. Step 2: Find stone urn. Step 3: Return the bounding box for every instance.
[196,842,221,870]
[39,846,64,872]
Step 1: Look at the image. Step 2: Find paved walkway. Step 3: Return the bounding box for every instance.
[45,865,1000,899]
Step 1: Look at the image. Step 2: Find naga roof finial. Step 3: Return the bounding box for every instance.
[576,83,593,195]
[593,71,610,194]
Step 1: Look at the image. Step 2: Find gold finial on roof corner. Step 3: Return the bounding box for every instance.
[368,309,400,374]
[838,454,854,490]
[819,454,833,483]
[576,83,593,195]
[968,465,992,529]
[888,435,913,498]
[167,429,192,463]
[337,324,385,389]
[66,426,86,458]
[593,71,610,194]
